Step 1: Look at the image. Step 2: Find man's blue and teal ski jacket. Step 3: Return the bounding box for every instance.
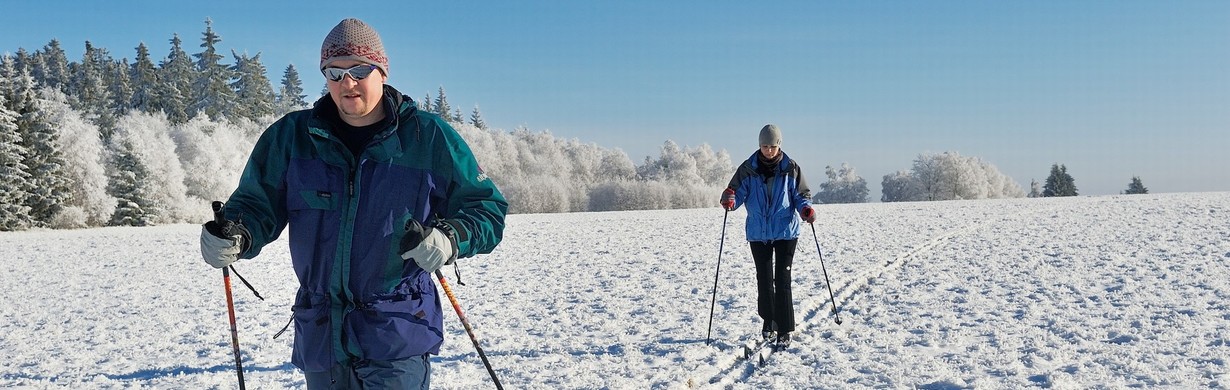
[219,85,507,372]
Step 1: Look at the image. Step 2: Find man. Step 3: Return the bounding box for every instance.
[200,18,507,389]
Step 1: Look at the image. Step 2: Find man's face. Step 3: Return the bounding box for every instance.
[324,60,387,126]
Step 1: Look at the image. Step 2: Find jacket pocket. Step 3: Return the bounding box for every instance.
[349,270,444,359]
[286,158,343,212]
[290,291,334,372]
[293,190,338,210]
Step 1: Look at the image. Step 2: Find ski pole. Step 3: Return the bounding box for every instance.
[435,270,504,390]
[705,209,730,344]
[810,222,842,325]
[212,201,247,389]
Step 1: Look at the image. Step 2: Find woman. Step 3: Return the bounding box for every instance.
[720,124,815,348]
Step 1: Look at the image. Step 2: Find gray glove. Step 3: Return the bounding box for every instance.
[201,220,247,268]
[399,219,457,273]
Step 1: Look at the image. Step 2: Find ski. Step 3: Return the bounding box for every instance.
[739,335,796,367]
[739,337,776,366]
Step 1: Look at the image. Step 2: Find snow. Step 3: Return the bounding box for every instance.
[2,192,1228,389]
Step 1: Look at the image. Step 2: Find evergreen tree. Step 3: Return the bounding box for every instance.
[0,55,17,106]
[421,93,432,112]
[0,93,32,230]
[12,49,35,77]
[130,43,160,113]
[69,41,115,133]
[1042,164,1078,197]
[34,39,72,93]
[433,86,452,119]
[189,18,238,121]
[1124,176,1148,195]
[276,64,307,115]
[157,34,194,123]
[3,56,72,226]
[1058,165,1078,196]
[469,105,487,129]
[230,51,276,121]
[106,139,156,226]
[106,58,135,116]
[39,89,115,227]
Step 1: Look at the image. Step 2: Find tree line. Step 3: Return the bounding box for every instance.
[0,19,1152,231]
[0,15,737,230]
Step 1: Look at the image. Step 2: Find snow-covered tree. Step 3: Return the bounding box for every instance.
[189,18,237,121]
[69,41,115,134]
[815,163,869,204]
[1028,179,1042,198]
[911,153,944,201]
[638,140,704,185]
[433,86,452,120]
[171,115,258,205]
[41,89,115,227]
[2,59,73,228]
[688,143,732,187]
[275,64,307,115]
[1124,176,1148,195]
[500,175,570,214]
[106,58,134,116]
[1043,164,1078,197]
[453,123,523,180]
[469,105,486,130]
[881,170,921,202]
[157,34,195,123]
[588,179,673,212]
[512,127,570,180]
[452,122,724,213]
[130,43,160,113]
[0,93,31,230]
[230,51,276,121]
[107,139,156,226]
[106,111,191,225]
[598,149,637,182]
[11,49,35,81]
[34,39,71,93]
[420,93,432,113]
[883,152,1022,202]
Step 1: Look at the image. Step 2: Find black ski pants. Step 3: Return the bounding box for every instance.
[750,239,797,333]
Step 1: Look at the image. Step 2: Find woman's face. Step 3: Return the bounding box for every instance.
[760,144,780,159]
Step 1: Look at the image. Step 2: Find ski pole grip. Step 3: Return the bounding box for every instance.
[212,201,226,224]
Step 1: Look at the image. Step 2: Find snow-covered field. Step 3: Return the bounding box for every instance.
[2,192,1228,389]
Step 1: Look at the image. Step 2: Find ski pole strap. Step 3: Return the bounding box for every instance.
[272,314,293,339]
[453,261,465,286]
[229,265,264,300]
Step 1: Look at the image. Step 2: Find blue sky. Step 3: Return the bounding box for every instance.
[3,1,1227,197]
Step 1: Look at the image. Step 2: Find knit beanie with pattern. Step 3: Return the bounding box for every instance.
[320,18,389,76]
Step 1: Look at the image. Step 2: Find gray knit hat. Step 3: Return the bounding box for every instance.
[759,124,782,146]
[320,18,389,76]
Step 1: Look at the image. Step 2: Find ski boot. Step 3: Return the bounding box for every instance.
[776,332,791,349]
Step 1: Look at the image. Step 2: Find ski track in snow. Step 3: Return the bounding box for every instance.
[1,193,1229,389]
